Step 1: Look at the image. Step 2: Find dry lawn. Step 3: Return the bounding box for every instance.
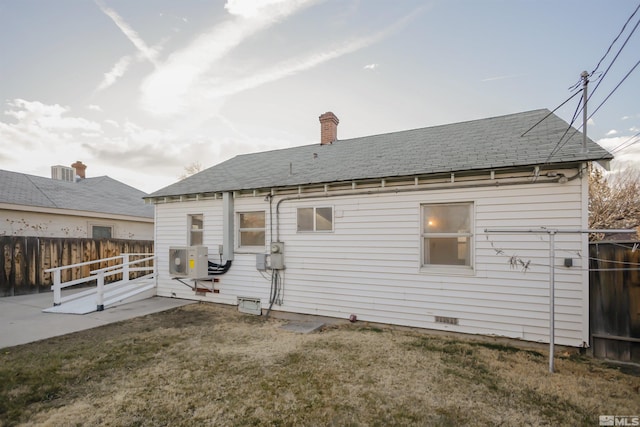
[1,303,639,426]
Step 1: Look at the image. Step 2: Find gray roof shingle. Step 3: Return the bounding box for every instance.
[150,109,613,198]
[0,170,154,219]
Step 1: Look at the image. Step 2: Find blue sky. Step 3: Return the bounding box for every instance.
[1,0,639,193]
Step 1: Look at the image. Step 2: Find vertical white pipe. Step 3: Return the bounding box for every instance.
[223,192,234,261]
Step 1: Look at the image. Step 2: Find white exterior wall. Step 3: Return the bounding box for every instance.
[0,209,153,240]
[155,175,589,347]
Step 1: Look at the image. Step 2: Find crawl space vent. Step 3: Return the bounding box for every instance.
[237,297,261,315]
[435,316,459,325]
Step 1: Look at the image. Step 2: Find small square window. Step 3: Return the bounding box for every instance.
[189,214,203,246]
[297,207,333,232]
[422,203,472,267]
[239,211,265,247]
[92,225,112,239]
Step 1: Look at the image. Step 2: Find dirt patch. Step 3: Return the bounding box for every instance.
[1,303,639,426]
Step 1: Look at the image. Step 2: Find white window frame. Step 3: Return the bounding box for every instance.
[421,202,474,271]
[188,214,204,246]
[237,211,266,250]
[297,206,334,232]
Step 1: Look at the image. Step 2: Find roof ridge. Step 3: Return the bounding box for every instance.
[229,109,553,159]
[336,108,551,143]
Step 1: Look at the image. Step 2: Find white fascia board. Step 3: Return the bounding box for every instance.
[0,203,154,223]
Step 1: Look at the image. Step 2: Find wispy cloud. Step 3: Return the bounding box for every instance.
[140,0,320,116]
[0,99,103,168]
[87,104,103,112]
[224,0,314,18]
[94,0,170,92]
[364,63,379,70]
[481,74,525,82]
[95,0,159,65]
[3,99,101,133]
[141,2,421,117]
[96,55,133,92]
[606,129,618,136]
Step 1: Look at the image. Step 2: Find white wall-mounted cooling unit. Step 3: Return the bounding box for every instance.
[169,246,209,278]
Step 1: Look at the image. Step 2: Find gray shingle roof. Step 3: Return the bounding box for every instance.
[150,109,613,198]
[0,170,154,219]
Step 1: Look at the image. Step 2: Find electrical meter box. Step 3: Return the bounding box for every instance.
[169,246,209,278]
[269,242,285,270]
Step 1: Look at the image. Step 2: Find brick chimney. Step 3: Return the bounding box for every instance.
[71,161,87,179]
[319,112,339,145]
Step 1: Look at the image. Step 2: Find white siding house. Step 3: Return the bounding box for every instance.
[146,110,612,347]
[0,167,153,240]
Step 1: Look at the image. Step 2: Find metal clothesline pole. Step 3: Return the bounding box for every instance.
[483,228,631,373]
[549,230,556,373]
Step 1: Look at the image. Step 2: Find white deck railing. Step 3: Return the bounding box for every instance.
[44,253,156,311]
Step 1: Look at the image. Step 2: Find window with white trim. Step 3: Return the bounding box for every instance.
[188,214,203,246]
[238,211,265,247]
[297,207,333,232]
[421,202,473,267]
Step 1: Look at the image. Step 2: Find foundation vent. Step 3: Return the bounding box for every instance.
[237,297,261,315]
[435,316,459,325]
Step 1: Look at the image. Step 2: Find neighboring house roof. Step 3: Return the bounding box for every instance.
[150,109,613,198]
[0,170,154,219]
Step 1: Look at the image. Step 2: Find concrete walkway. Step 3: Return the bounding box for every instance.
[0,292,195,349]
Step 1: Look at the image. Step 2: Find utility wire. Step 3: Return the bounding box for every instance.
[610,129,640,154]
[587,13,640,107]
[550,28,640,164]
[545,5,640,164]
[594,128,640,162]
[544,95,584,164]
[520,89,582,137]
[590,2,640,76]
[587,57,640,123]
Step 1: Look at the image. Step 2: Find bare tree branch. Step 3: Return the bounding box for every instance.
[179,162,203,180]
[589,166,640,241]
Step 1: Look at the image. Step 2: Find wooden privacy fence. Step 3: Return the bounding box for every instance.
[0,236,154,296]
[590,241,640,363]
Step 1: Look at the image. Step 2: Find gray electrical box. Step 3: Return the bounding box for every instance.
[270,242,285,270]
[256,253,267,271]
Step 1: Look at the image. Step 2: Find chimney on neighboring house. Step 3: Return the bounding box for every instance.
[319,112,339,145]
[71,161,87,179]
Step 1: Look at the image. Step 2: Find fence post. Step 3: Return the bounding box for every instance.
[96,271,105,311]
[122,254,130,283]
[53,269,61,306]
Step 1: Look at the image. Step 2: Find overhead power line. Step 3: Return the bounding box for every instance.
[543,3,640,164]
[520,89,581,137]
[544,95,584,164]
[610,129,640,155]
[588,57,640,123]
[588,11,640,105]
[590,2,640,76]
